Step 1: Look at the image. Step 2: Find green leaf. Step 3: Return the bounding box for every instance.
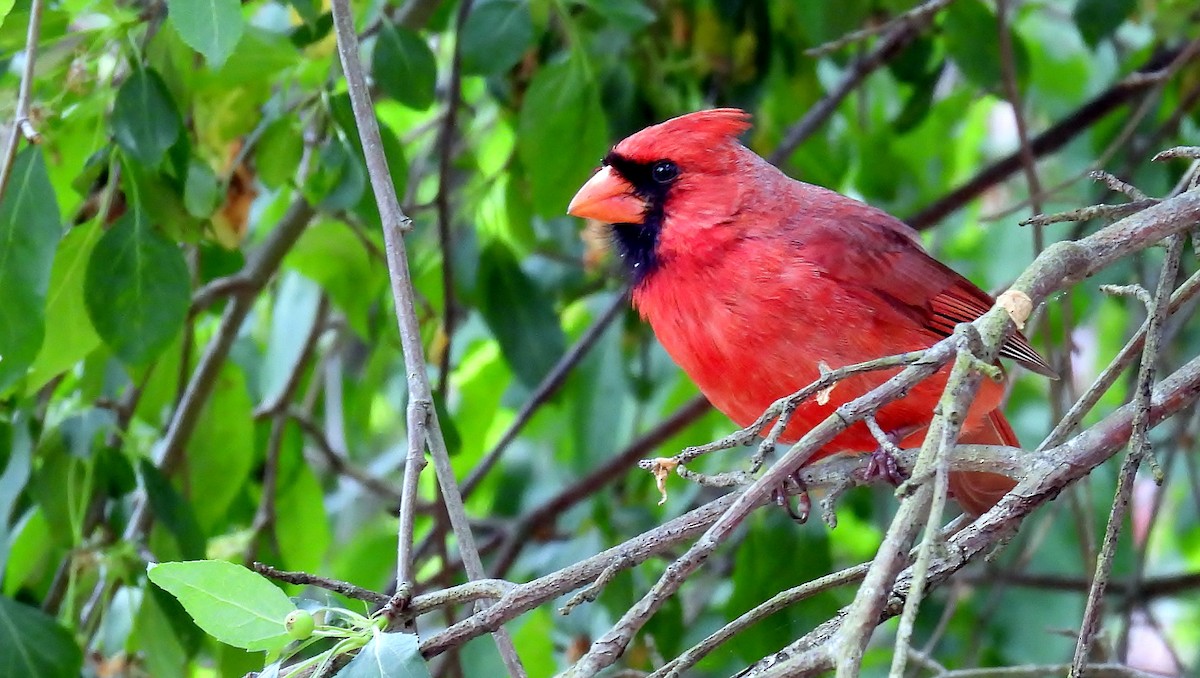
[111,69,183,166]
[147,560,296,652]
[943,0,1029,92]
[518,56,609,217]
[0,422,33,570]
[372,22,437,110]
[582,0,656,28]
[285,221,386,338]
[336,632,430,678]
[187,363,254,530]
[256,116,304,189]
[459,0,534,76]
[166,0,244,67]
[0,596,83,678]
[261,272,321,405]
[28,222,102,391]
[476,242,566,387]
[84,205,190,365]
[140,459,206,560]
[305,137,366,212]
[0,147,60,393]
[1074,0,1136,47]
[184,158,220,218]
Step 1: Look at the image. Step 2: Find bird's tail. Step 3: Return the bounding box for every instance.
[948,411,1019,516]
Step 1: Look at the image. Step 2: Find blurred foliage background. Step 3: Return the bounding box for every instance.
[1,0,1200,675]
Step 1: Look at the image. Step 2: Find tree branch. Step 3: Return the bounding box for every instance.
[326,0,525,672]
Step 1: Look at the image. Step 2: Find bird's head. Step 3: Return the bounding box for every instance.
[567,108,755,280]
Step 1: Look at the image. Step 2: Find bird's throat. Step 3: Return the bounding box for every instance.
[610,221,660,284]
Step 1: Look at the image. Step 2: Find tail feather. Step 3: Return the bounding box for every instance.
[948,411,1019,516]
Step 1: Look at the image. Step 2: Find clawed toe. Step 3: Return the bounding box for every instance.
[771,472,810,523]
[861,446,909,486]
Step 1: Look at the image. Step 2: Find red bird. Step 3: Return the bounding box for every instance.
[566,109,1053,516]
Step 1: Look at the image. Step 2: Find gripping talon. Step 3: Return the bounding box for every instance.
[772,472,810,523]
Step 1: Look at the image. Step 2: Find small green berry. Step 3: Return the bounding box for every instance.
[285,610,315,640]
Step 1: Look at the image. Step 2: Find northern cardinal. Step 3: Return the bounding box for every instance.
[566,109,1054,516]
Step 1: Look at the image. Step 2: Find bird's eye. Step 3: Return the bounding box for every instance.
[651,160,679,184]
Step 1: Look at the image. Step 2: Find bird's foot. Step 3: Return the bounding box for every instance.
[771,471,810,523]
[862,446,909,487]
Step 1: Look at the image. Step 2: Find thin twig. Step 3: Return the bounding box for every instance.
[768,20,925,165]
[253,562,390,605]
[0,0,45,202]
[432,0,472,397]
[803,0,954,57]
[326,1,525,673]
[908,45,1196,230]
[1070,235,1184,676]
[288,407,403,504]
[650,563,871,678]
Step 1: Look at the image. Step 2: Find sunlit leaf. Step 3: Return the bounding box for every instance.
[336,632,430,678]
[147,560,296,652]
[518,55,609,217]
[166,0,244,67]
[28,221,102,391]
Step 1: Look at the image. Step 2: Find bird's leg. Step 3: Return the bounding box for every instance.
[771,472,810,523]
[861,419,922,487]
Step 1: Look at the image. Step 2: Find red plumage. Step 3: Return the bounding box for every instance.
[568,109,1051,515]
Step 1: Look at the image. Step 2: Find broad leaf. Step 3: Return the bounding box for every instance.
[1074,0,1136,47]
[336,632,430,678]
[459,0,534,76]
[476,242,566,387]
[147,560,296,652]
[943,0,1030,93]
[84,204,190,365]
[187,363,254,530]
[28,221,102,390]
[166,0,244,67]
[0,147,60,393]
[372,22,437,110]
[111,69,182,166]
[0,596,82,678]
[517,55,609,217]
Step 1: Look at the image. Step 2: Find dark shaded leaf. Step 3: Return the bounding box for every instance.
[84,204,190,365]
[111,69,182,166]
[372,22,437,110]
[1074,0,1136,47]
[477,242,566,387]
[459,0,534,76]
[0,596,82,678]
[943,0,1029,92]
[139,459,206,560]
[0,147,60,392]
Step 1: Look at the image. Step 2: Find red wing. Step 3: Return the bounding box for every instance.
[929,279,1056,378]
[790,192,1056,378]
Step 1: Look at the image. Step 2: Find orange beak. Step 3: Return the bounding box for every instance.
[567,166,648,224]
